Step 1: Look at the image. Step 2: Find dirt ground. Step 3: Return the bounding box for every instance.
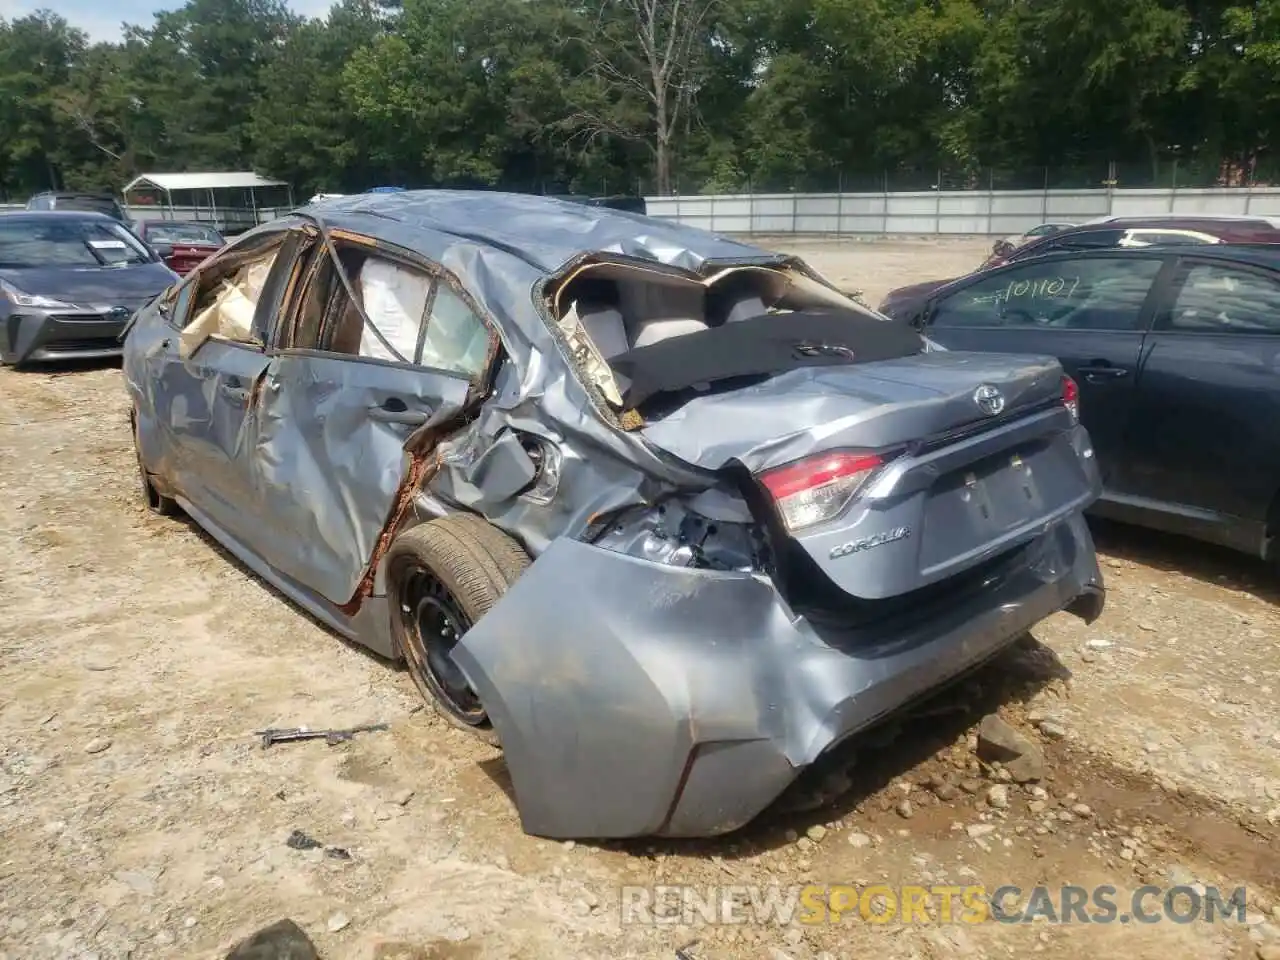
[1,236,1278,960]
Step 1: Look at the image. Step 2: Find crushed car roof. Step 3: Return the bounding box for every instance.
[293,190,783,276]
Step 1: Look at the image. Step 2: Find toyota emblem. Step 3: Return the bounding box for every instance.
[973,384,1005,416]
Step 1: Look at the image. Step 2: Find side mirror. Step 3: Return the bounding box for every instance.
[912,299,937,331]
[151,241,174,260]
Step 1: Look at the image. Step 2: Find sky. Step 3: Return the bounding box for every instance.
[1,0,336,42]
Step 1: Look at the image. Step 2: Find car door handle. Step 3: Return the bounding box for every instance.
[368,403,430,426]
[1078,363,1129,381]
[220,384,250,403]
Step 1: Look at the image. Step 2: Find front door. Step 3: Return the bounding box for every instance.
[924,253,1168,493]
[150,228,298,548]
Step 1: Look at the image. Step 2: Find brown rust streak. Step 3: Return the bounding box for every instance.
[337,447,445,616]
[247,370,268,409]
[330,228,377,246]
[275,237,314,339]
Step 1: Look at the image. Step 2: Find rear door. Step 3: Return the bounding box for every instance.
[923,253,1169,491]
[247,237,496,605]
[1121,256,1280,553]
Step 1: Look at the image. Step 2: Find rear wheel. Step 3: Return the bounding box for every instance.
[131,413,178,517]
[386,514,530,745]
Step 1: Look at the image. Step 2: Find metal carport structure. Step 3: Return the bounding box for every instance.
[122,172,295,235]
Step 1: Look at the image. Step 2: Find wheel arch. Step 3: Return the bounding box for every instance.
[1263,486,1280,561]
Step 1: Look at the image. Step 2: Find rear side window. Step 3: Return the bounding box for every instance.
[932,257,1163,331]
[281,244,493,378]
[1164,264,1280,334]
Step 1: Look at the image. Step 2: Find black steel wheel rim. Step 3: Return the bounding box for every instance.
[396,564,486,725]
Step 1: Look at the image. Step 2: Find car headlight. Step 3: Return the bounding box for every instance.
[0,279,76,309]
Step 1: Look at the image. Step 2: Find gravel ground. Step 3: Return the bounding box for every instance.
[0,236,1277,960]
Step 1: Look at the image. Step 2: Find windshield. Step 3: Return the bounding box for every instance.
[0,217,155,268]
[145,222,224,244]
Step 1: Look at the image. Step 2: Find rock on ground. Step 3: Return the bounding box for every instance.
[976,714,1045,782]
[224,919,319,960]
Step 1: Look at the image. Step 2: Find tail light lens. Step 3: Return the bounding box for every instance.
[1062,375,1079,422]
[759,451,886,531]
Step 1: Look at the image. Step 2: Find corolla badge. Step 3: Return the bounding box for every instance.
[973,383,1005,416]
[829,526,911,559]
[108,306,132,322]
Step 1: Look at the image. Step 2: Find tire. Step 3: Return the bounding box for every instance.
[131,414,178,517]
[386,514,530,745]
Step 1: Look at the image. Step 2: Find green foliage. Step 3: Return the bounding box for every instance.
[1,0,1279,200]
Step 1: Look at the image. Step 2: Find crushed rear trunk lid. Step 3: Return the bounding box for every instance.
[638,351,1066,472]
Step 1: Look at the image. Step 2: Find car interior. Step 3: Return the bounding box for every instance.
[288,245,491,378]
[944,259,1162,331]
[1169,264,1280,332]
[180,243,282,356]
[177,235,492,379]
[551,262,922,412]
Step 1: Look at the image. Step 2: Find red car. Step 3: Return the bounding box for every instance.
[133,220,226,276]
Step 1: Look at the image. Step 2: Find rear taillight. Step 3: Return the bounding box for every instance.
[1062,375,1079,422]
[759,451,886,531]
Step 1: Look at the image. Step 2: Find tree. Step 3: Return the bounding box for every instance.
[568,0,721,194]
[343,0,582,188]
[0,11,86,194]
[251,0,390,194]
[5,0,1280,201]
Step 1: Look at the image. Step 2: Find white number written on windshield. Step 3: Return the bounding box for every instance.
[971,276,1081,307]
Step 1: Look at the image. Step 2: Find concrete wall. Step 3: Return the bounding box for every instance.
[644,187,1280,236]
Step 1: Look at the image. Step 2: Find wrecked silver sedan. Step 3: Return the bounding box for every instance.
[122,191,1105,839]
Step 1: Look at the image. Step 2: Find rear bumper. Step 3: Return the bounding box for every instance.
[3,310,126,364]
[453,512,1104,840]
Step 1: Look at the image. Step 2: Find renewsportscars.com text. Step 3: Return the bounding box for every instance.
[620,883,1248,926]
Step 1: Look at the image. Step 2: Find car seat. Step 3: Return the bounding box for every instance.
[578,304,630,359]
[618,281,708,347]
[706,273,770,325]
[568,278,630,359]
